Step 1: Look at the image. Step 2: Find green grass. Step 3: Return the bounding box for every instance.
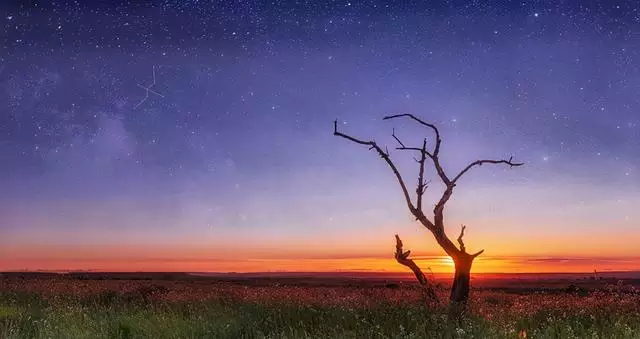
[1,290,640,339]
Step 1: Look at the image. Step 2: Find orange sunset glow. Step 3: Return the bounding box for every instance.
[4,256,640,274]
[3,223,640,273]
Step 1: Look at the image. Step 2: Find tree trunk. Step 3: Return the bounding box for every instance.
[450,254,474,304]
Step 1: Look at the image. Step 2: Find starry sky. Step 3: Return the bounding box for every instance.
[1,0,639,273]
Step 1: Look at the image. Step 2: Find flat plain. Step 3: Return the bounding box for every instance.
[1,272,639,338]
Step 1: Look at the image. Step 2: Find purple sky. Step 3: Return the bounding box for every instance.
[1,0,639,272]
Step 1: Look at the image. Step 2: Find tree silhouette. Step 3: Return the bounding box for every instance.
[333,114,523,306]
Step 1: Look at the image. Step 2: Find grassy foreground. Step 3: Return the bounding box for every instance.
[1,278,640,338]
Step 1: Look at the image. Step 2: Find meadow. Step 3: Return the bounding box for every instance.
[1,273,640,338]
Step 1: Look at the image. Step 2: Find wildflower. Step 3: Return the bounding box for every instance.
[519,329,527,338]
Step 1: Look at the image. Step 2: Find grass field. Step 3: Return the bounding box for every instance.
[1,273,640,338]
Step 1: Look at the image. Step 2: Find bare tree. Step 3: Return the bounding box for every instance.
[333,114,523,305]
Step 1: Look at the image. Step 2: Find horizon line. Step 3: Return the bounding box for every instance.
[4,269,639,275]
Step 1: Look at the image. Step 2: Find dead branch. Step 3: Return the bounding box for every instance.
[391,128,428,154]
[457,224,485,258]
[395,234,439,302]
[390,130,430,214]
[433,157,523,230]
[384,115,523,226]
[383,114,442,155]
[471,249,485,258]
[391,128,406,148]
[416,138,428,212]
[384,114,450,185]
[433,185,454,229]
[333,120,416,214]
[452,156,524,184]
[457,225,467,253]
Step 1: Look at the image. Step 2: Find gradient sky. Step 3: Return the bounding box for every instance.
[1,0,639,273]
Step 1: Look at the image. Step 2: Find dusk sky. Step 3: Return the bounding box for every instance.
[1,1,639,273]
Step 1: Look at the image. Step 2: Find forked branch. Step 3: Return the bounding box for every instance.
[384,115,523,223]
[457,224,484,257]
[434,156,523,228]
[333,120,416,214]
[457,225,467,253]
[384,114,450,185]
[395,234,438,302]
[383,114,442,156]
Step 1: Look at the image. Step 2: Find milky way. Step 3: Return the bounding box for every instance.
[1,1,639,271]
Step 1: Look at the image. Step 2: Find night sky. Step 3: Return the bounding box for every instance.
[1,1,639,273]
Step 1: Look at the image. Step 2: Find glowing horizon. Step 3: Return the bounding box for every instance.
[4,255,640,274]
[4,227,640,273]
